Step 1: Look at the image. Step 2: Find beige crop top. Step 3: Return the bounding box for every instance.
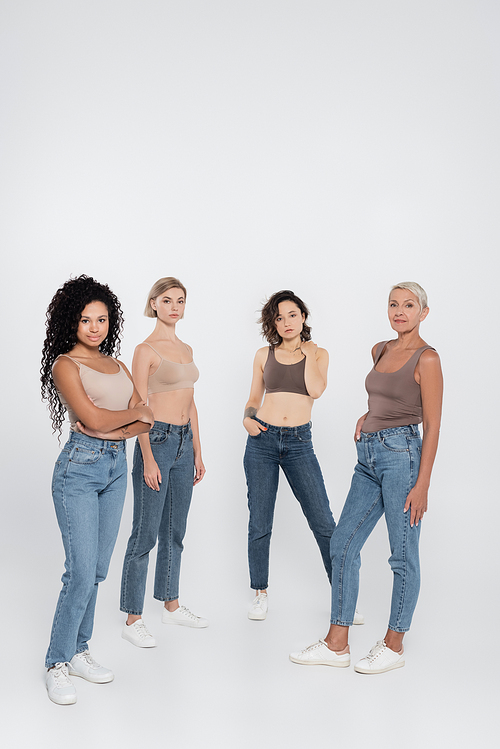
[144,343,199,395]
[362,341,436,433]
[55,355,134,432]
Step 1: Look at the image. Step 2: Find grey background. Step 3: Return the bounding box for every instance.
[1,1,499,747]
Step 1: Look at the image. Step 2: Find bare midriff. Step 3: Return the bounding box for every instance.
[257,391,313,427]
[148,388,194,426]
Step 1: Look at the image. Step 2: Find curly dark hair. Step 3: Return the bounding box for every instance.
[259,290,312,347]
[40,275,124,435]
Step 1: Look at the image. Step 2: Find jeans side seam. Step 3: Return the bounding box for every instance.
[120,462,148,613]
[335,491,382,623]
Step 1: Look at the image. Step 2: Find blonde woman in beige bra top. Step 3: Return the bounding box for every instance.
[120,277,207,648]
[243,289,364,624]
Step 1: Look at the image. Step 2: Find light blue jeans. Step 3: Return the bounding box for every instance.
[45,432,127,667]
[330,425,422,633]
[120,421,194,615]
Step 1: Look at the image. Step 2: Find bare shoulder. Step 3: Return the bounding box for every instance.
[52,355,79,379]
[315,346,329,360]
[419,348,441,368]
[371,340,388,361]
[134,341,157,360]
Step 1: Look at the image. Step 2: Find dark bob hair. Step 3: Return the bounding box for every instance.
[40,275,124,435]
[259,290,312,347]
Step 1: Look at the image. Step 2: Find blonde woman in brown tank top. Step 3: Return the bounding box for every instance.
[40,276,154,705]
[243,289,364,624]
[290,282,443,674]
[120,277,207,648]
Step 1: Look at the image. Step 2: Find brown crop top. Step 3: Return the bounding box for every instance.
[55,355,134,432]
[145,342,199,395]
[362,341,436,433]
[263,347,310,397]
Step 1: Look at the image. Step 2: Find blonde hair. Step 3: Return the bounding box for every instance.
[389,281,428,311]
[144,277,187,318]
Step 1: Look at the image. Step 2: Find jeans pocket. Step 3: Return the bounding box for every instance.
[297,428,312,442]
[70,445,102,464]
[149,428,168,445]
[380,435,409,453]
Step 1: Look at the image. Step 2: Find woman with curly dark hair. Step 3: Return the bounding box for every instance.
[41,275,154,705]
[242,290,364,622]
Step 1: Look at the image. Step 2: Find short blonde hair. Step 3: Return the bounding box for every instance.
[144,277,187,318]
[389,281,428,311]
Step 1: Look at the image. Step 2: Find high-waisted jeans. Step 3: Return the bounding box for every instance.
[120,421,194,615]
[244,418,335,590]
[46,432,127,667]
[330,425,422,633]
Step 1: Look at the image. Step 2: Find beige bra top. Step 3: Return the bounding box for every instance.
[55,355,134,431]
[144,342,199,395]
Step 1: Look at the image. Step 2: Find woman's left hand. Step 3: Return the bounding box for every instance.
[193,456,206,486]
[404,484,428,527]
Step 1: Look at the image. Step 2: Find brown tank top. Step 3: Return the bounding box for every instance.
[55,355,134,432]
[362,341,436,433]
[263,347,309,396]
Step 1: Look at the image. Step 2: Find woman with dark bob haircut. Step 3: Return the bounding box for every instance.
[243,290,363,623]
[41,275,154,705]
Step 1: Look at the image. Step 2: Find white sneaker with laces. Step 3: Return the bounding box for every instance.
[354,640,405,674]
[248,592,268,620]
[46,662,77,705]
[162,605,208,628]
[122,619,157,647]
[289,639,350,667]
[353,609,365,625]
[68,650,114,683]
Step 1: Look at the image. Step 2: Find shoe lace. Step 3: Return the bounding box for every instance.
[134,620,152,638]
[365,640,386,662]
[301,641,323,654]
[253,593,267,606]
[179,605,199,620]
[77,650,99,667]
[52,663,71,684]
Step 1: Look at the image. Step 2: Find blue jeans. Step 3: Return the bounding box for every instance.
[330,425,422,632]
[244,418,335,590]
[120,421,194,615]
[46,432,127,667]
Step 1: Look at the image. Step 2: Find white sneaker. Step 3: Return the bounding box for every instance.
[354,640,405,674]
[289,639,350,668]
[121,619,156,647]
[162,605,208,628]
[353,609,365,625]
[68,650,114,683]
[248,592,268,620]
[46,662,77,705]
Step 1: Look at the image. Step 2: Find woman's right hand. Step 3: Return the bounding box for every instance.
[243,417,267,436]
[354,413,368,442]
[136,403,155,426]
[143,458,162,491]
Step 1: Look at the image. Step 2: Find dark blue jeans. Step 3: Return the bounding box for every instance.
[120,421,194,615]
[330,425,422,632]
[244,418,335,590]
